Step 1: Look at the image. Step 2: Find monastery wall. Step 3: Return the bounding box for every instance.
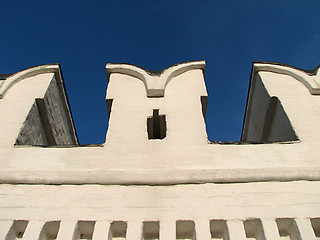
[0,61,319,239]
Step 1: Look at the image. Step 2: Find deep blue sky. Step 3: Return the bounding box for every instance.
[1,1,319,144]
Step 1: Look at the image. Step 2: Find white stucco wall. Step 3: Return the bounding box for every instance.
[0,62,319,184]
[0,61,319,239]
[106,68,208,145]
[0,181,319,239]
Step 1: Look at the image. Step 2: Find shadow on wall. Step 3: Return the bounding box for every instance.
[10,61,310,147]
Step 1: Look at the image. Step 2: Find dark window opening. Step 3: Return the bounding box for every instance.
[176,220,195,240]
[311,218,320,238]
[9,220,28,239]
[109,221,127,239]
[77,221,95,240]
[147,109,166,140]
[210,219,228,239]
[276,218,300,239]
[244,219,264,239]
[41,221,60,239]
[143,221,159,240]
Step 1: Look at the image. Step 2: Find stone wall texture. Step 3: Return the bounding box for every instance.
[15,75,76,146]
[15,102,48,145]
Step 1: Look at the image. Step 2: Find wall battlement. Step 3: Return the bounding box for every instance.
[0,61,319,185]
[0,61,319,239]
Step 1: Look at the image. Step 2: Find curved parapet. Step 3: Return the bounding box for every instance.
[0,64,62,99]
[106,61,206,97]
[252,62,320,95]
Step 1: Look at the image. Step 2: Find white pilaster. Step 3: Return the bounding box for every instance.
[22,220,45,240]
[195,219,211,240]
[92,220,110,240]
[159,219,175,240]
[260,218,280,239]
[227,220,246,240]
[0,220,14,240]
[295,218,316,240]
[56,220,78,240]
[126,220,142,240]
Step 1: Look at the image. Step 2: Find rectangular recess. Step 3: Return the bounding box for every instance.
[176,220,195,240]
[6,220,29,240]
[210,219,228,240]
[77,221,95,240]
[311,218,320,238]
[276,218,300,240]
[147,109,166,140]
[109,221,127,240]
[143,221,159,240]
[243,219,265,240]
[41,221,60,240]
[36,98,57,146]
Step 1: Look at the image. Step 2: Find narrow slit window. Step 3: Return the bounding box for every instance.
[147,109,166,140]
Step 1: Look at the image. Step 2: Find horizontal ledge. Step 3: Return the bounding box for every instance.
[0,168,319,185]
[14,140,300,148]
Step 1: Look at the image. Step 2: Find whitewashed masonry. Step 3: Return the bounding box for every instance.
[0,61,319,239]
